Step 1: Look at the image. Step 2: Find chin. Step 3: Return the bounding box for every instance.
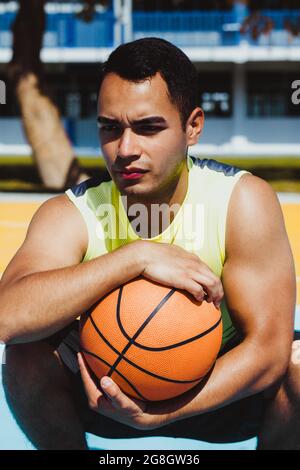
[120,184,150,196]
[117,181,158,199]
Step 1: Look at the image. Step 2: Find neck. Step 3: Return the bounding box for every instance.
[126,161,189,238]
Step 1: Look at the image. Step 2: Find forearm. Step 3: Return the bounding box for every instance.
[0,241,143,344]
[152,338,287,427]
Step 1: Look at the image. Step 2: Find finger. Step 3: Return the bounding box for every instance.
[185,277,222,307]
[77,353,103,400]
[184,279,207,302]
[191,273,223,306]
[213,298,223,309]
[100,377,144,414]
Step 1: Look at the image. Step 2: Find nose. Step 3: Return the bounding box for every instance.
[118,127,140,159]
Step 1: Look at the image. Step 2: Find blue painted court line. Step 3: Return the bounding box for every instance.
[1,308,298,450]
[86,434,257,451]
[0,343,257,450]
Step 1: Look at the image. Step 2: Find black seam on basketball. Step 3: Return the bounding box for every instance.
[118,310,223,351]
[81,348,147,400]
[108,288,177,377]
[82,346,203,403]
[85,286,223,351]
[89,310,202,384]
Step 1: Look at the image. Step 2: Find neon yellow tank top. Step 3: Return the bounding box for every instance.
[66,156,249,347]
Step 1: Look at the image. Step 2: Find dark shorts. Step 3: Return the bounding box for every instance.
[46,322,300,444]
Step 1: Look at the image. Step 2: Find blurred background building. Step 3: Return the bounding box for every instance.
[0,0,300,159]
[1,1,300,451]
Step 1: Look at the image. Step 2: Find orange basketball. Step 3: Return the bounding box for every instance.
[79,277,222,402]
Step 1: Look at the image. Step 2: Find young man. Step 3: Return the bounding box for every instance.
[1,38,299,450]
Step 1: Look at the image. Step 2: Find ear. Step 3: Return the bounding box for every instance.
[186,107,204,146]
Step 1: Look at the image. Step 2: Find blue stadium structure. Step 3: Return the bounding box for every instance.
[0,1,300,451]
[0,0,300,159]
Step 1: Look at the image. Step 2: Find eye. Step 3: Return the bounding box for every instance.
[135,125,164,134]
[143,126,159,131]
[98,125,120,132]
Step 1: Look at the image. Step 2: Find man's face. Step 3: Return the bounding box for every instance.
[97,72,193,201]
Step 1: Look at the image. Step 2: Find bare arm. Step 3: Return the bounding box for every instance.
[152,175,296,425]
[0,195,145,344]
[0,195,223,345]
[77,175,296,431]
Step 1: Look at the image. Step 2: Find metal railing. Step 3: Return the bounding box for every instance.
[132,11,240,46]
[45,10,114,48]
[263,9,300,29]
[132,9,300,47]
[0,9,300,49]
[0,9,115,49]
[239,9,300,47]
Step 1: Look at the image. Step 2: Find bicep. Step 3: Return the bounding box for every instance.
[222,175,296,347]
[1,195,88,287]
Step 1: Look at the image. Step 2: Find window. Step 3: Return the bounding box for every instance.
[46,65,98,118]
[247,71,300,117]
[198,72,232,117]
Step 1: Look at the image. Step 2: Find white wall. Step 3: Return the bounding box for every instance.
[1,116,300,157]
[200,118,234,145]
[0,118,27,146]
[200,117,300,145]
[244,119,300,144]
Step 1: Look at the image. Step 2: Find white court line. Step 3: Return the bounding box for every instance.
[277,193,300,204]
[0,192,57,202]
[0,221,29,228]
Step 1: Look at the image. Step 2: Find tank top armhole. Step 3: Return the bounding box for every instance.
[65,188,95,262]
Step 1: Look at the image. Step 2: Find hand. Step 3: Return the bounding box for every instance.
[77,352,169,431]
[138,241,223,308]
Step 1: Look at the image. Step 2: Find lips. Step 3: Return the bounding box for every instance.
[113,166,149,181]
[115,167,148,175]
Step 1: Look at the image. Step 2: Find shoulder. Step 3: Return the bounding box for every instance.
[26,194,88,256]
[30,193,84,225]
[225,174,286,257]
[228,173,282,219]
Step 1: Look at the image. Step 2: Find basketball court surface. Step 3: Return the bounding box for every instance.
[1,192,300,450]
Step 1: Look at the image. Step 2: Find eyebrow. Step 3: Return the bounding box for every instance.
[97,116,167,125]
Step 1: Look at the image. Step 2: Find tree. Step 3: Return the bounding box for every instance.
[6,0,95,189]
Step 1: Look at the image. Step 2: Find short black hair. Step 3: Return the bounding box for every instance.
[100,37,198,129]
